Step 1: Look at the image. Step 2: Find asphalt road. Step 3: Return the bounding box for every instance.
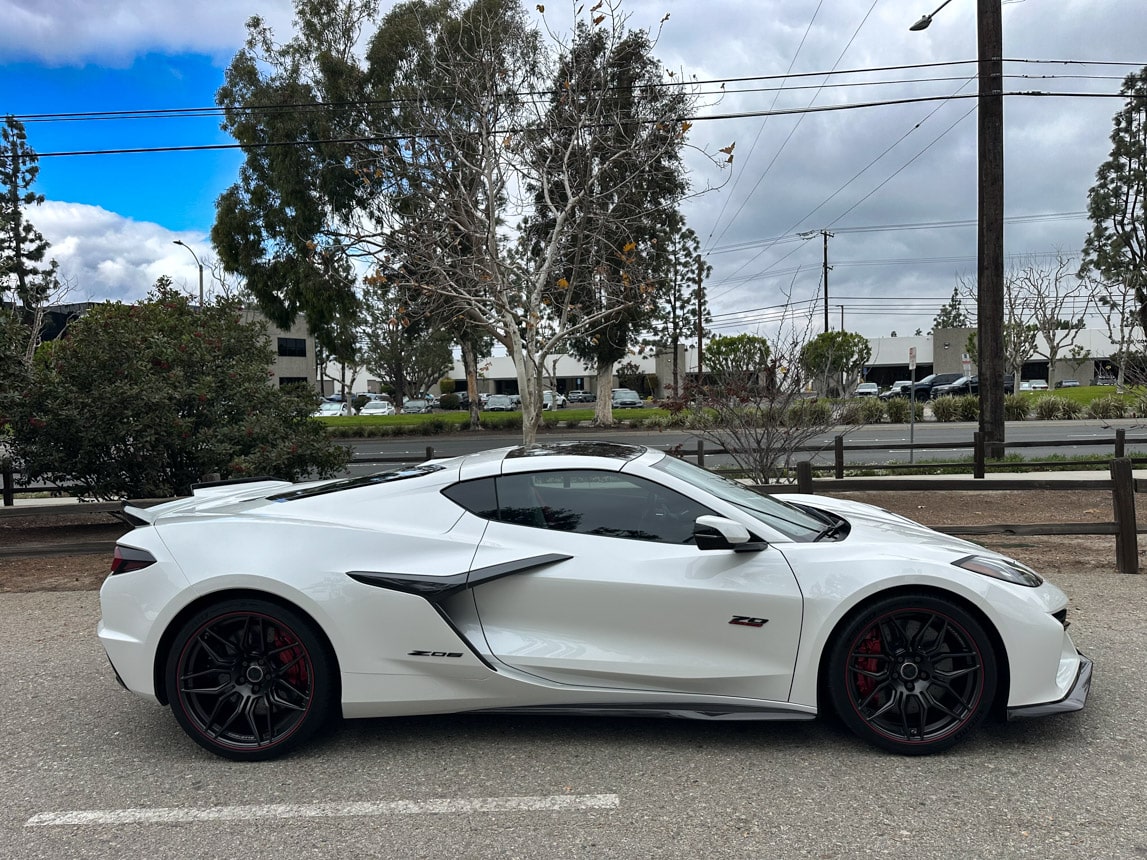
[3,572,1145,860]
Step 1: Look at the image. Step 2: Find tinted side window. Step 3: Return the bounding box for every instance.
[442,478,499,520]
[497,470,714,544]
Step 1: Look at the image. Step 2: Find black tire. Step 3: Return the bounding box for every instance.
[827,594,997,755]
[165,598,334,761]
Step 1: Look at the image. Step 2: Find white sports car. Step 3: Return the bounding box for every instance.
[99,442,1091,761]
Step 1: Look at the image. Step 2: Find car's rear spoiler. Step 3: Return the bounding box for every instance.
[118,476,295,527]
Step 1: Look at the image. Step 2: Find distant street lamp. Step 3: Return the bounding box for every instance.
[172,240,204,306]
[909,0,955,32]
[910,0,1006,458]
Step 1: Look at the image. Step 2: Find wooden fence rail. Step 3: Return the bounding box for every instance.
[742,458,1140,575]
[2,447,1141,572]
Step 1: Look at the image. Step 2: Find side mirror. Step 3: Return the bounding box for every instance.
[694,515,762,551]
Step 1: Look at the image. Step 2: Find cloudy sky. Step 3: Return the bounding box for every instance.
[1,0,1143,338]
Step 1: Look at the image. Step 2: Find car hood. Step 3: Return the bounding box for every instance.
[775,493,995,558]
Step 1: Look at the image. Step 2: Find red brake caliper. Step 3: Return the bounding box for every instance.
[855,629,882,698]
[274,633,308,686]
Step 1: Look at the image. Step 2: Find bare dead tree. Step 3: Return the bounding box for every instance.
[685,305,862,484]
[1014,253,1090,387]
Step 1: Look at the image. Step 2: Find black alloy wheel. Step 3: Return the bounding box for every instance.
[165,599,333,761]
[828,595,997,755]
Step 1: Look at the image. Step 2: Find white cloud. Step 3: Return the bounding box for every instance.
[32,201,212,302]
[0,0,294,64]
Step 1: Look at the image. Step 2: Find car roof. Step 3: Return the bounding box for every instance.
[456,441,651,479]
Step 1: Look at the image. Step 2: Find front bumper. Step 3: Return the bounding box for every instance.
[1008,651,1093,719]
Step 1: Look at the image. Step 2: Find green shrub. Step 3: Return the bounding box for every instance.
[788,398,832,426]
[930,396,960,422]
[1004,393,1030,421]
[884,398,919,423]
[482,413,523,431]
[858,397,885,424]
[1033,395,1063,420]
[1059,398,1085,419]
[836,400,864,424]
[956,395,978,421]
[438,393,461,410]
[542,413,561,428]
[1088,394,1126,419]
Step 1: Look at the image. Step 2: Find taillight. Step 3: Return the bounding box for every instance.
[110,545,157,575]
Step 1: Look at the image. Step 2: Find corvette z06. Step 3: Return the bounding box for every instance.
[99,442,1091,760]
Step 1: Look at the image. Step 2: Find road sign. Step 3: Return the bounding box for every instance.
[909,346,917,371]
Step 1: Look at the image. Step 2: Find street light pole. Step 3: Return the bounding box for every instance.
[172,240,204,307]
[910,0,1005,458]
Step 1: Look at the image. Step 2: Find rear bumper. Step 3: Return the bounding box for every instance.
[1008,652,1092,719]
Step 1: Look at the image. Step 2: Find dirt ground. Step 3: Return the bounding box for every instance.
[0,488,1137,593]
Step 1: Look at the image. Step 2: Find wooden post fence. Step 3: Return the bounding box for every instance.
[1111,457,1139,574]
[797,461,814,494]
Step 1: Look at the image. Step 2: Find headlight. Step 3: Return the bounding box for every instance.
[954,554,1043,587]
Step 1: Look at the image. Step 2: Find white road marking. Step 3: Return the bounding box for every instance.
[26,794,620,827]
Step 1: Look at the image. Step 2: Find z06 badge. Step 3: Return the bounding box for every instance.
[729,616,768,628]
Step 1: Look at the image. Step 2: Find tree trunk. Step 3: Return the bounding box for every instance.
[461,337,482,429]
[593,361,615,425]
[509,329,543,445]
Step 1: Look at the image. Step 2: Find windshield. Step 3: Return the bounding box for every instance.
[652,456,827,540]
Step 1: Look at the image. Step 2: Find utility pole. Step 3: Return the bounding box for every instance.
[822,230,834,333]
[909,0,1005,459]
[977,0,1006,459]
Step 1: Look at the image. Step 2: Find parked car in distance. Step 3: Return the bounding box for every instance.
[543,391,568,410]
[485,394,515,411]
[611,388,642,408]
[566,390,596,403]
[1055,379,1081,389]
[879,381,913,399]
[313,401,351,417]
[1017,381,1033,392]
[911,372,964,400]
[1093,374,1116,386]
[1029,379,1048,391]
[358,399,396,416]
[402,398,434,414]
[931,375,977,398]
[853,382,880,397]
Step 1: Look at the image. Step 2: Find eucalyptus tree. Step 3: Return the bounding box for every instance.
[1082,66,1147,334]
[361,0,713,440]
[358,271,454,406]
[212,0,719,443]
[799,330,872,397]
[643,224,710,398]
[524,21,691,425]
[212,0,378,363]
